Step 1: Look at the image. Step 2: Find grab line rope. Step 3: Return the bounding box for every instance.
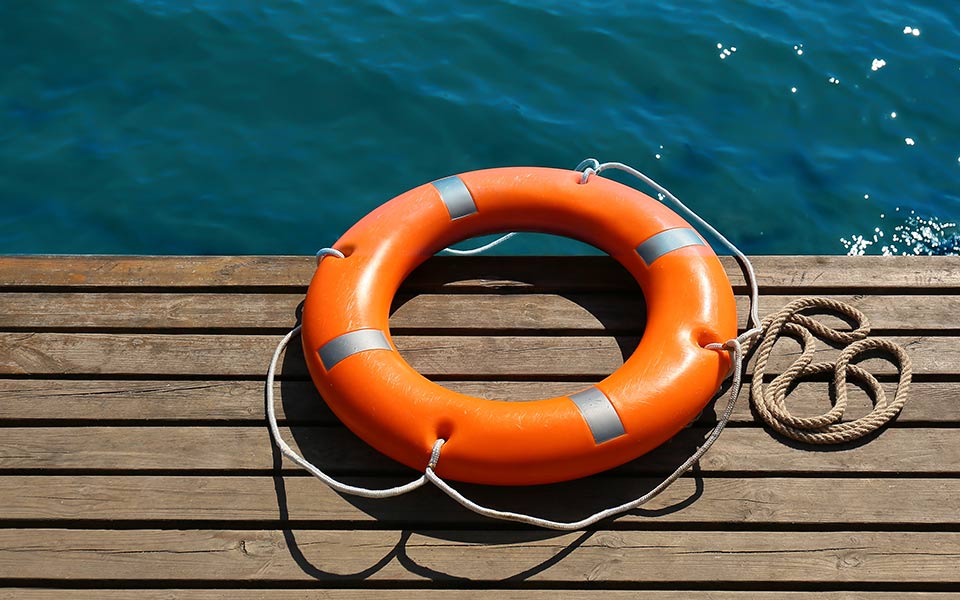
[264,320,745,529]
[424,339,745,529]
[265,158,913,529]
[266,324,428,498]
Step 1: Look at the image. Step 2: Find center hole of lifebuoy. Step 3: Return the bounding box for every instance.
[388,237,646,401]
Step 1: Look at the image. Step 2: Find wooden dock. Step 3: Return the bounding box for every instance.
[1,255,959,598]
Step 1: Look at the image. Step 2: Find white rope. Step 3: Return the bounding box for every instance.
[442,159,764,345]
[585,159,763,340]
[266,322,745,528]
[266,324,428,498]
[435,159,596,257]
[425,339,745,529]
[419,158,765,528]
[268,159,763,527]
[441,231,519,255]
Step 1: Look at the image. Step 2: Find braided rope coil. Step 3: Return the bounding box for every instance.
[747,297,913,445]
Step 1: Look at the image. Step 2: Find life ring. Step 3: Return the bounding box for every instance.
[301,167,737,485]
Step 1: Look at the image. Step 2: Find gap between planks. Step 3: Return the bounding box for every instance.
[0,582,960,600]
[0,292,957,332]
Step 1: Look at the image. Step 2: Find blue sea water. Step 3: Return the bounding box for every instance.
[1,0,957,255]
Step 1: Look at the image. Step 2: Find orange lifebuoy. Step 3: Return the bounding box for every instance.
[302,167,737,485]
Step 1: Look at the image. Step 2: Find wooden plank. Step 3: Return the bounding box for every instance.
[0,292,956,332]
[0,256,320,289]
[2,476,957,525]
[0,379,955,424]
[0,333,950,377]
[3,592,958,600]
[0,427,954,474]
[0,380,286,422]
[0,332,618,377]
[2,256,959,291]
[0,292,641,332]
[0,292,306,331]
[393,293,960,332]
[0,529,957,582]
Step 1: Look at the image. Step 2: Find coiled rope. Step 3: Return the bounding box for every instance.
[747,297,912,444]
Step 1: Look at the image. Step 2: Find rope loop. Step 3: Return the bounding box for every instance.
[265,325,429,499]
[316,247,345,266]
[575,158,600,183]
[423,339,748,530]
[749,298,912,445]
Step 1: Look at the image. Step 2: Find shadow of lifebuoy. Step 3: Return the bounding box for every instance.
[269,255,721,580]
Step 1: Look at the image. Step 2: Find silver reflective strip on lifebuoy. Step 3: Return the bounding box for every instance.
[432,175,478,220]
[568,387,626,444]
[635,228,705,266]
[318,329,392,371]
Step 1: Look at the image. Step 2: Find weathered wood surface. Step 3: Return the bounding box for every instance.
[1,529,958,583]
[0,332,950,377]
[1,379,954,422]
[1,292,957,331]
[2,476,957,525]
[0,255,956,597]
[0,427,956,474]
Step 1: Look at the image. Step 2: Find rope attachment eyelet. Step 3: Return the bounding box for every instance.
[316,247,345,266]
[575,158,600,184]
[427,439,445,470]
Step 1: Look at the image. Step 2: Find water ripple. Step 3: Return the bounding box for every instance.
[0,0,956,254]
